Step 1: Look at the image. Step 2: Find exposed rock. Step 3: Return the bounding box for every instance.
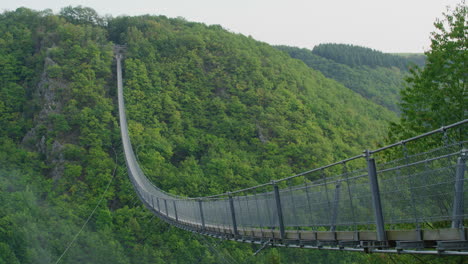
[50,140,65,181]
[256,123,268,143]
[22,52,68,180]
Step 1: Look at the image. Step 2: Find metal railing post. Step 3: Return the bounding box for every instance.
[173,200,178,222]
[272,181,285,240]
[402,143,421,235]
[321,169,333,227]
[452,149,466,230]
[365,150,386,241]
[254,190,264,237]
[199,199,206,230]
[330,182,341,232]
[303,180,315,229]
[164,199,169,217]
[228,193,239,236]
[342,163,357,233]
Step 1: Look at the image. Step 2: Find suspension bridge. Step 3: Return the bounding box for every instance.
[115,50,467,256]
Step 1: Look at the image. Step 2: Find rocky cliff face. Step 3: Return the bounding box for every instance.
[22,53,66,181]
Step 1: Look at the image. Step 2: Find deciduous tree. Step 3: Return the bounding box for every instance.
[393,2,467,138]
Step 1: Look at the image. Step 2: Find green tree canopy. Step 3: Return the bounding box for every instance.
[391,2,467,139]
[59,6,105,26]
[311,43,416,70]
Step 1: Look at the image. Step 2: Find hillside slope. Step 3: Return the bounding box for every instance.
[276,44,425,113]
[108,16,397,197]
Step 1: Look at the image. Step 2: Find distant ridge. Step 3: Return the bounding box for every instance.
[276,44,426,113]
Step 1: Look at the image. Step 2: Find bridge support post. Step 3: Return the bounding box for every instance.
[452,150,466,233]
[173,200,179,222]
[272,181,286,240]
[228,193,239,236]
[330,183,341,232]
[156,198,161,213]
[199,200,206,231]
[365,150,386,241]
[164,199,169,217]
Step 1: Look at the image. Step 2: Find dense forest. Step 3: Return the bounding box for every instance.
[275,44,426,112]
[0,5,465,264]
[311,43,425,69]
[110,16,399,197]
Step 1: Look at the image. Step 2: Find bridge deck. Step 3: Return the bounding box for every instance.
[153,209,466,242]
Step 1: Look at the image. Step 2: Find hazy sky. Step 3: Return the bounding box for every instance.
[2,0,462,53]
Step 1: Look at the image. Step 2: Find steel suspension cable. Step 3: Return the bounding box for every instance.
[54,147,119,264]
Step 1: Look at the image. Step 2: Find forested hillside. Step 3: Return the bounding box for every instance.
[311,43,424,69]
[276,44,426,112]
[108,16,398,197]
[0,6,460,264]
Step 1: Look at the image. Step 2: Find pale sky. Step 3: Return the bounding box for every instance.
[2,0,463,53]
